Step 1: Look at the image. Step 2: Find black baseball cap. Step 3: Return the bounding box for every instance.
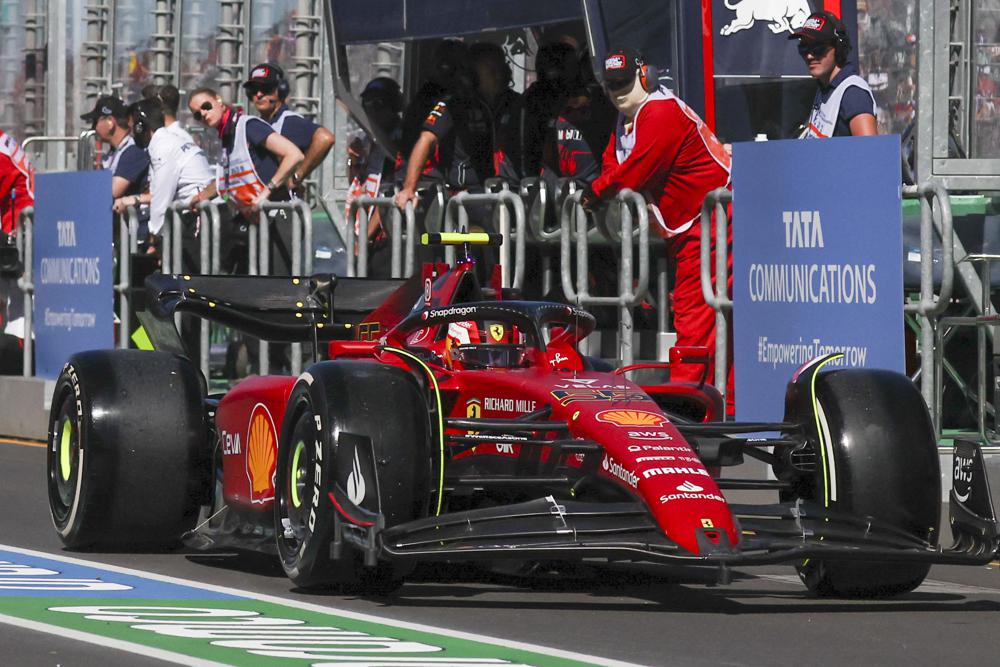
[80,95,129,123]
[602,48,642,89]
[243,63,283,91]
[789,11,845,43]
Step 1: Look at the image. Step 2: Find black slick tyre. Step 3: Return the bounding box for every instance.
[275,361,430,592]
[47,350,207,549]
[789,368,940,598]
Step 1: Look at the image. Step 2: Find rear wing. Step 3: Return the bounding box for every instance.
[145,273,417,342]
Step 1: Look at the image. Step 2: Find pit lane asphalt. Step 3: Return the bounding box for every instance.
[2,438,999,667]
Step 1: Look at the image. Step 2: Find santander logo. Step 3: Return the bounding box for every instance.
[677,480,704,493]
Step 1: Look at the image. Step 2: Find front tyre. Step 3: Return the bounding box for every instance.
[275,361,431,592]
[786,367,939,598]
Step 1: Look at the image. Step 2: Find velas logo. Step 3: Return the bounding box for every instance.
[597,409,666,427]
[250,66,269,79]
[346,447,366,505]
[605,55,626,70]
[803,16,825,31]
[246,403,278,503]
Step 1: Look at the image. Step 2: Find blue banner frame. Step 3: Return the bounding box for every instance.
[732,135,903,422]
[33,171,113,379]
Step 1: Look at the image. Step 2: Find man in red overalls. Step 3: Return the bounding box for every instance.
[0,128,34,368]
[582,48,734,410]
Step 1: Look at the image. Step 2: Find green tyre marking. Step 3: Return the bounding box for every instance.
[59,417,72,483]
[290,440,306,509]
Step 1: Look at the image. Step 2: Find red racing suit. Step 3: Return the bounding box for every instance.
[590,89,733,404]
[0,130,35,235]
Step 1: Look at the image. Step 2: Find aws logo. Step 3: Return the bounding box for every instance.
[246,403,278,504]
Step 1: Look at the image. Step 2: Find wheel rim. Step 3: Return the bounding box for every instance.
[278,404,316,556]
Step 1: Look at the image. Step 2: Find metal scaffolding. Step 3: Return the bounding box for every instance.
[82,0,113,111]
[217,0,249,103]
[24,0,45,137]
[291,0,322,120]
[151,0,178,84]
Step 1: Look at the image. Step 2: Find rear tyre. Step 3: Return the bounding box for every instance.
[275,361,431,592]
[47,350,207,549]
[788,368,939,598]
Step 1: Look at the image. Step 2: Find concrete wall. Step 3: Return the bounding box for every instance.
[0,376,52,440]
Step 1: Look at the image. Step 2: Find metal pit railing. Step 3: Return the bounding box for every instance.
[345,197,416,278]
[442,188,526,290]
[560,189,650,367]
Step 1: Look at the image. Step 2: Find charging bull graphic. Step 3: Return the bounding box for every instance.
[720,0,812,36]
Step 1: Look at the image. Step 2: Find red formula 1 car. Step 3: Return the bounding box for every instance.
[47,235,1000,598]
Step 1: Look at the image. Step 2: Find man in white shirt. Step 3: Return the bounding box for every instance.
[128,98,214,256]
[143,83,199,145]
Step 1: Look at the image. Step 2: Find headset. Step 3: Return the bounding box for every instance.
[831,24,851,66]
[270,63,291,100]
[636,54,659,93]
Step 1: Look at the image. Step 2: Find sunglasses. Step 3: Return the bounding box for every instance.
[798,42,833,59]
[246,84,277,98]
[191,101,214,123]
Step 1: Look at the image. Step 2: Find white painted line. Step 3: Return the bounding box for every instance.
[0,544,645,667]
[0,612,232,667]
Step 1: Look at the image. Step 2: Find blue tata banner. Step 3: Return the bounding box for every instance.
[731,135,903,422]
[33,171,113,378]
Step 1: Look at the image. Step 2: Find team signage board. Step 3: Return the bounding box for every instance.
[731,135,903,421]
[711,0,858,78]
[33,171,113,378]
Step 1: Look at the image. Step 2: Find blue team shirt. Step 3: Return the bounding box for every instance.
[813,63,875,138]
[272,105,320,152]
[115,144,150,196]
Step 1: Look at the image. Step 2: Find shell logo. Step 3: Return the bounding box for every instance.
[246,403,278,503]
[596,409,667,427]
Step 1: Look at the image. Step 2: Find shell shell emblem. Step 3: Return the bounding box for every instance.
[246,403,278,503]
[596,409,667,427]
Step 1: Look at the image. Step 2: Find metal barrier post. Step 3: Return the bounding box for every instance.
[114,206,141,350]
[16,207,33,377]
[559,190,650,366]
[257,207,271,376]
[347,197,416,278]
[699,188,733,399]
[443,190,526,289]
[899,182,954,434]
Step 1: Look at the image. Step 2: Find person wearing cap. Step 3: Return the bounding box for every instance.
[582,48,733,406]
[347,77,404,276]
[470,42,523,185]
[243,63,335,195]
[790,11,877,138]
[185,87,303,273]
[81,95,150,205]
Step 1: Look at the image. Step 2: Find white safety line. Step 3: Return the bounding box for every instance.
[0,544,646,667]
[0,613,231,667]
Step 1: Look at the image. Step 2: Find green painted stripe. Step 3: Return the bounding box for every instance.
[0,546,634,667]
[0,598,596,667]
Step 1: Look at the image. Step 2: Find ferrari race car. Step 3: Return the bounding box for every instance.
[47,235,1000,598]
